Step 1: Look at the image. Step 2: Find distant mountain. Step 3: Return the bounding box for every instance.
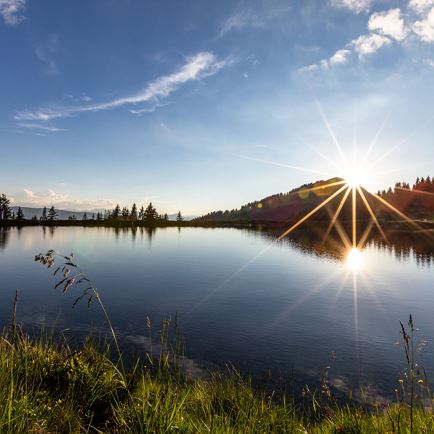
[166,214,196,222]
[11,207,92,220]
[11,207,196,221]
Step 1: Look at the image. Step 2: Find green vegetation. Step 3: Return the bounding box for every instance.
[2,317,434,433]
[0,251,431,432]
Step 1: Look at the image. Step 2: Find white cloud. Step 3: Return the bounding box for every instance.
[412,6,434,42]
[15,51,229,122]
[18,123,66,132]
[18,188,67,205]
[296,63,320,74]
[0,0,25,25]
[64,93,93,103]
[219,2,290,37]
[298,0,434,74]
[34,35,61,75]
[368,8,408,41]
[423,57,434,67]
[329,48,351,64]
[220,9,257,36]
[330,0,373,14]
[297,49,350,74]
[409,0,434,14]
[129,101,170,115]
[350,33,392,57]
[12,189,117,211]
[319,59,329,70]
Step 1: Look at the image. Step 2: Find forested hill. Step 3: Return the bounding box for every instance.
[195,176,434,225]
[195,178,348,224]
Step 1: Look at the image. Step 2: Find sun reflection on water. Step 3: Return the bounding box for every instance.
[346,247,365,272]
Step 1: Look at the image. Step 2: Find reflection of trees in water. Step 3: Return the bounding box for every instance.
[0,227,11,250]
[110,226,157,244]
[144,227,156,243]
[41,225,56,239]
[255,223,434,268]
[138,226,156,243]
[372,231,434,268]
[49,226,55,239]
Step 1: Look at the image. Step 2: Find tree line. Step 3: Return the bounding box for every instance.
[0,194,184,224]
[0,194,26,221]
[377,176,434,215]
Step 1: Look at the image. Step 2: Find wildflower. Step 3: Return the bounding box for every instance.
[418,379,424,383]
[399,379,404,384]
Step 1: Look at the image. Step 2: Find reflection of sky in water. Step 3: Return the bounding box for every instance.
[0,226,433,400]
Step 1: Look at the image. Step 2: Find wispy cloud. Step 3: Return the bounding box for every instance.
[218,1,290,37]
[64,93,93,103]
[17,123,66,132]
[0,0,25,25]
[129,101,171,115]
[15,51,229,123]
[34,34,61,75]
[329,0,373,14]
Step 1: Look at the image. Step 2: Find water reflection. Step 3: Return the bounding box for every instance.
[346,248,365,272]
[0,227,10,250]
[256,223,434,268]
[0,225,433,401]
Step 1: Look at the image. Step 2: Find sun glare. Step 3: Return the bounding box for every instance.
[344,166,368,189]
[346,248,364,272]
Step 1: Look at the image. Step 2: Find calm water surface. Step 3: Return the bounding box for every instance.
[0,225,433,399]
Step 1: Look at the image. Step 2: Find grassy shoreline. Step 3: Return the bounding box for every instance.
[0,327,433,433]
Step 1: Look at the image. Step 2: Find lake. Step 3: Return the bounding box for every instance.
[0,225,433,401]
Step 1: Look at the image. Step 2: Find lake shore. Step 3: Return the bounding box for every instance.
[1,324,432,433]
[1,218,434,231]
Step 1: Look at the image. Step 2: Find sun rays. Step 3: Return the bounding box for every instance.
[191,100,431,339]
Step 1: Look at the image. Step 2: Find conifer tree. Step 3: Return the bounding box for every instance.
[176,211,183,222]
[131,203,138,220]
[41,206,47,221]
[112,204,120,220]
[48,206,57,221]
[139,205,145,220]
[16,207,24,220]
[0,194,12,220]
[83,212,87,221]
[144,202,157,222]
[121,207,129,218]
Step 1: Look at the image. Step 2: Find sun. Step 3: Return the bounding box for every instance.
[344,170,363,188]
[343,165,370,189]
[346,247,365,272]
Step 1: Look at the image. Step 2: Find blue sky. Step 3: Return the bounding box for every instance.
[2,0,434,214]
